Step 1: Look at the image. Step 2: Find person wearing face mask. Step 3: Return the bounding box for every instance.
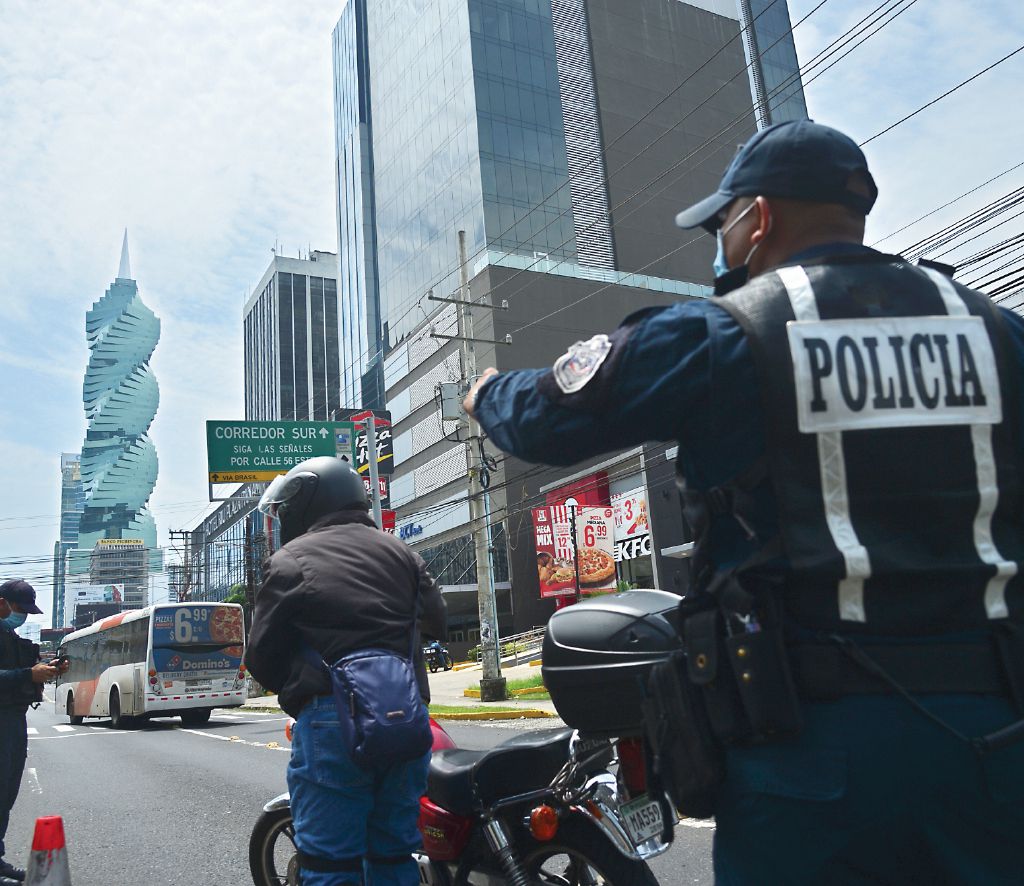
[462,120,1024,882]
[0,580,65,886]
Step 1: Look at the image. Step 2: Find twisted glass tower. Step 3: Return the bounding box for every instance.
[75,232,160,553]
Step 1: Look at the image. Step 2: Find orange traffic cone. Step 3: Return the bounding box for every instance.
[25,816,71,885]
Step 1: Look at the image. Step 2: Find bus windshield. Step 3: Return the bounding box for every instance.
[151,605,244,678]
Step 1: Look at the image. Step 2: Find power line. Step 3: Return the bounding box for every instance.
[860,42,1024,147]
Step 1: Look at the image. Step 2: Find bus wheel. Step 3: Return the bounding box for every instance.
[108,688,134,730]
[66,693,84,726]
[181,709,211,727]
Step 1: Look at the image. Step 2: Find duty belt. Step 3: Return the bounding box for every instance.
[793,642,1008,700]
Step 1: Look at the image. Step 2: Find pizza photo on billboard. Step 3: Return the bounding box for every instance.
[579,548,616,585]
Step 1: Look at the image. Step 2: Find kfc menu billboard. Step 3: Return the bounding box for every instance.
[576,507,617,592]
[533,507,576,598]
[612,487,652,561]
[532,505,618,598]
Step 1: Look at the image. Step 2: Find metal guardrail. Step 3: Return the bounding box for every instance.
[476,626,546,666]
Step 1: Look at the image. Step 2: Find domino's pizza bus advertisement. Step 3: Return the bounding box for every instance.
[533,506,618,598]
[152,605,245,679]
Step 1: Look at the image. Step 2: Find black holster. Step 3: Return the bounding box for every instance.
[642,650,722,819]
[641,584,803,818]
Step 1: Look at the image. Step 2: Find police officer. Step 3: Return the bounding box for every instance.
[464,120,1024,883]
[0,580,65,886]
[247,457,446,886]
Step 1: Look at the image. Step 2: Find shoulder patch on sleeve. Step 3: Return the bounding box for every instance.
[552,334,613,394]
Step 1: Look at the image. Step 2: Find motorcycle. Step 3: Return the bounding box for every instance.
[250,592,681,886]
[424,642,454,672]
[250,720,671,886]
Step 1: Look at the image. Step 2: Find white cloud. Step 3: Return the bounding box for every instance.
[789,0,1024,255]
[0,0,341,586]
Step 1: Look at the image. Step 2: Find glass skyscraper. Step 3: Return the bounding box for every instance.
[66,233,161,610]
[75,233,160,554]
[52,453,85,628]
[333,0,806,406]
[740,0,808,126]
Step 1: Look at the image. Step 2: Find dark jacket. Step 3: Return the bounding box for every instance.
[246,509,447,717]
[0,623,40,709]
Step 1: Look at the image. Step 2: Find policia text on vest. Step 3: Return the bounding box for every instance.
[788,316,1000,433]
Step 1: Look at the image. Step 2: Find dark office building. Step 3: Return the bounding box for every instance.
[243,251,342,421]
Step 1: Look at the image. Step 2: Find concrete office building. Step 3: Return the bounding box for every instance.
[244,251,342,421]
[332,0,806,640]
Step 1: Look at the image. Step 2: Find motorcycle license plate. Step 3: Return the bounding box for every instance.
[620,795,663,846]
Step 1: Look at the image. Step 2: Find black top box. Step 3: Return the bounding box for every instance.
[542,590,682,737]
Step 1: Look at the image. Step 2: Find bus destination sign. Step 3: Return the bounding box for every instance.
[206,420,355,483]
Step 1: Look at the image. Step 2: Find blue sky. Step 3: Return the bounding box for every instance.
[1,0,1022,621]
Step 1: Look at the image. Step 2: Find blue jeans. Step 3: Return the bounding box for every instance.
[0,707,28,863]
[713,693,1024,885]
[287,696,430,886]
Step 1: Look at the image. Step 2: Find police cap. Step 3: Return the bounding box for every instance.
[675,120,878,233]
[0,579,43,614]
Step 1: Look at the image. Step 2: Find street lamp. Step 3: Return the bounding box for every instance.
[565,497,581,604]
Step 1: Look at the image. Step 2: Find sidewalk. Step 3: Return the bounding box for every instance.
[242,661,562,721]
[425,661,560,719]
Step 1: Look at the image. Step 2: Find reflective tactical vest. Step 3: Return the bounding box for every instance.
[714,253,1024,635]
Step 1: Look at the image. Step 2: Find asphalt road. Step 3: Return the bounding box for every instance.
[7,700,714,885]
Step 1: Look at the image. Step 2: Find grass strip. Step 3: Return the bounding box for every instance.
[430,704,522,714]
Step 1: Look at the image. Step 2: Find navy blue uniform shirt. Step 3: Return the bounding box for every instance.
[475,247,1024,577]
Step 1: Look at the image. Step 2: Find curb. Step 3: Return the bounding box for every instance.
[430,709,554,720]
[452,662,478,671]
[463,687,549,699]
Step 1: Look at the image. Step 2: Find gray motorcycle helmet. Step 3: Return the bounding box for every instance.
[258,457,369,544]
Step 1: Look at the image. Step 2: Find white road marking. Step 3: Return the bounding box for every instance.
[179,728,290,752]
[25,768,42,795]
[678,819,716,830]
[52,725,75,733]
[27,727,38,736]
[29,731,129,742]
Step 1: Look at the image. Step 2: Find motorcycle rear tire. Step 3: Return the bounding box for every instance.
[454,815,657,886]
[249,807,299,886]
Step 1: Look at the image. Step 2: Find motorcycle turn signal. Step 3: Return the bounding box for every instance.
[528,804,559,842]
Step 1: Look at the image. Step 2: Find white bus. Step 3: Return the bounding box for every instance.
[55,602,247,728]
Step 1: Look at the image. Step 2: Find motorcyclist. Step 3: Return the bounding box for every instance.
[247,457,446,886]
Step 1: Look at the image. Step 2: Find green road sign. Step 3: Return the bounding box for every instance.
[206,421,355,483]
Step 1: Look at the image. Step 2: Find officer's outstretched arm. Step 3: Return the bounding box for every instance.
[472,303,710,465]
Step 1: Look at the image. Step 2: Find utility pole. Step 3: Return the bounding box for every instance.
[169,530,193,602]
[457,230,507,702]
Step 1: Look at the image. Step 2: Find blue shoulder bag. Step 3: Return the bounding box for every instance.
[305,606,432,769]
